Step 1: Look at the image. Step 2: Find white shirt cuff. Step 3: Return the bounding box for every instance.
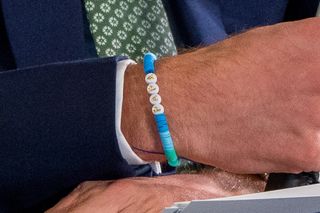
[115,59,161,174]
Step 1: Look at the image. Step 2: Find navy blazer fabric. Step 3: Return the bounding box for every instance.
[0,0,319,212]
[1,0,96,68]
[163,0,319,47]
[0,1,134,212]
[0,57,135,212]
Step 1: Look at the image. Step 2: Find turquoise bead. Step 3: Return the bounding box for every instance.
[143,52,157,74]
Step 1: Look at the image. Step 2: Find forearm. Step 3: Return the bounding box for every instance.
[123,18,320,174]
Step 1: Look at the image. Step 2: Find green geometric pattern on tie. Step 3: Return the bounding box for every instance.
[84,0,177,62]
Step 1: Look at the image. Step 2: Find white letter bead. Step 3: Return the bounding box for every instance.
[152,104,164,115]
[149,94,162,105]
[147,83,159,95]
[145,73,157,84]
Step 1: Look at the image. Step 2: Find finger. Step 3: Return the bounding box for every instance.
[46,187,81,212]
[46,181,113,212]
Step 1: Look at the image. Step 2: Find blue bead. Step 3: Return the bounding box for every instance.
[154,113,169,132]
[159,131,174,151]
[143,52,157,74]
[154,113,166,122]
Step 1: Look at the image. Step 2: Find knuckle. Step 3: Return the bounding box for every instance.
[79,181,90,187]
[76,181,92,191]
[284,167,304,174]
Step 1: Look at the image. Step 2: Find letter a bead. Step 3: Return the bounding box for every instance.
[152,104,164,115]
[147,83,159,95]
[145,73,157,84]
[149,94,162,105]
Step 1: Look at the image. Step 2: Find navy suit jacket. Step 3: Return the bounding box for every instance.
[0,0,318,212]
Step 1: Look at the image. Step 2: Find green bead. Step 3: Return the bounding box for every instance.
[165,149,180,167]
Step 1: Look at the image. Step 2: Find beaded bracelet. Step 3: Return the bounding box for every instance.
[143,52,180,167]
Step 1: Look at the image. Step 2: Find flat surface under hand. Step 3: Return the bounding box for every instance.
[164,184,320,213]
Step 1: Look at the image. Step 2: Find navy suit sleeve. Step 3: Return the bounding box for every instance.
[0,57,135,212]
[0,0,136,212]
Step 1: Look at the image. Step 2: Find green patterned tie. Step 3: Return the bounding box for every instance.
[84,0,177,62]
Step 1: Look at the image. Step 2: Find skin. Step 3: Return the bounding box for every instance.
[47,170,265,213]
[48,18,320,212]
[122,17,320,174]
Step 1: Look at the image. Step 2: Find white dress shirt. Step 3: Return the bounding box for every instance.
[115,59,161,174]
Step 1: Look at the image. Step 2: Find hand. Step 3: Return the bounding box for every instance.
[122,18,320,173]
[46,170,265,213]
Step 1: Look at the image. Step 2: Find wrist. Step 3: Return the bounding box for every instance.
[121,63,165,162]
[121,50,225,165]
[122,58,192,162]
